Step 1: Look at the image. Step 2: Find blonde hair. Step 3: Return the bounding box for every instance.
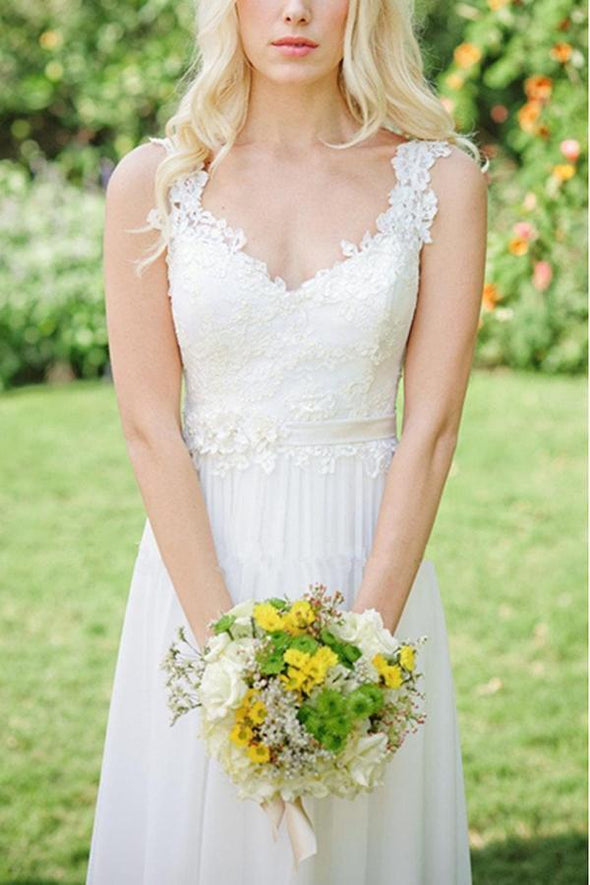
[134,0,488,276]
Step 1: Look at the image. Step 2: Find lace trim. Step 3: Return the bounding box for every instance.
[181,410,399,478]
[146,136,453,262]
[187,436,399,479]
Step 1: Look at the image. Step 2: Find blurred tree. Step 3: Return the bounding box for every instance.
[0,0,195,184]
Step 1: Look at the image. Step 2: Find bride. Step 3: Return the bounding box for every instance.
[87,0,488,882]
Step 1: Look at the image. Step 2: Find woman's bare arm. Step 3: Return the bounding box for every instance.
[104,142,234,649]
[351,146,488,633]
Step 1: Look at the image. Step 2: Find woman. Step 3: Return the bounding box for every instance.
[87,0,488,882]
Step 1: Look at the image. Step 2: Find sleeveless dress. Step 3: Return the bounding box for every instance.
[86,135,472,884]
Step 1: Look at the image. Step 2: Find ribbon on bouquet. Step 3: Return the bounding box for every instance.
[260,794,317,870]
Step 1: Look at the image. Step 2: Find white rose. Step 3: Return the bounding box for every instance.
[340,733,389,788]
[332,610,399,659]
[198,659,248,720]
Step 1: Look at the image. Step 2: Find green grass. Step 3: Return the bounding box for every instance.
[0,368,587,883]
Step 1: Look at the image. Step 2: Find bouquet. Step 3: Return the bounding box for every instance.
[161,584,427,869]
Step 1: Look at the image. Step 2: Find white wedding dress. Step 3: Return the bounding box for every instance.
[86,135,472,884]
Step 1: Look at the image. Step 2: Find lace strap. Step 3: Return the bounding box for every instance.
[392,139,453,246]
[148,135,175,155]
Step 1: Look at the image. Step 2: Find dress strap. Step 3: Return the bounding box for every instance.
[148,135,176,155]
[145,136,208,237]
[392,139,453,246]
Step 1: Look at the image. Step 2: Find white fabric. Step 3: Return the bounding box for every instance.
[86,135,472,884]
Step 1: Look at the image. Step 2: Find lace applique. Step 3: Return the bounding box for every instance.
[144,135,453,477]
[181,410,399,479]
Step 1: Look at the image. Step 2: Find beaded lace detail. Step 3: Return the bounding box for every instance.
[146,135,453,477]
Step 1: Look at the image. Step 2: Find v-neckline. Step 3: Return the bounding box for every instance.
[191,138,416,297]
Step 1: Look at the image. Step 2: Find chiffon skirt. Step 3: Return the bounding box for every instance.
[86,451,472,884]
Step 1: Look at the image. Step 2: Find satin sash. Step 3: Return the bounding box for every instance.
[282,412,397,445]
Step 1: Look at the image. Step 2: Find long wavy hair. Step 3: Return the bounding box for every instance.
[133,0,487,275]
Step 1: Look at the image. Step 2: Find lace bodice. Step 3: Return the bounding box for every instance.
[145,136,453,477]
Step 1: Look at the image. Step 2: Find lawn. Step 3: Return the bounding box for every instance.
[0,368,587,884]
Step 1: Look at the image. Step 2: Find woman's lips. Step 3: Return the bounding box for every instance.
[271,40,318,58]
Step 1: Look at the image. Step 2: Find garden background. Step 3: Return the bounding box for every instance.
[0,0,587,881]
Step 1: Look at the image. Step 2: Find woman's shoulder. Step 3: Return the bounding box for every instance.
[104,139,171,225]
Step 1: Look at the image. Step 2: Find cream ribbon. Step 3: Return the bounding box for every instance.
[261,794,317,870]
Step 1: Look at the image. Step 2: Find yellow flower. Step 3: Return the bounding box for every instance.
[291,600,316,624]
[243,688,259,705]
[372,653,389,672]
[230,722,254,747]
[247,743,271,764]
[383,664,403,689]
[279,672,304,693]
[286,667,308,690]
[283,648,311,669]
[283,600,316,634]
[399,645,416,672]
[305,661,326,683]
[314,646,339,668]
[248,700,267,724]
[253,603,285,632]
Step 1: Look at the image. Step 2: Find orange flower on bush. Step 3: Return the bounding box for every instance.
[550,42,573,63]
[524,75,553,102]
[482,283,500,311]
[487,0,510,9]
[518,101,542,134]
[454,43,482,69]
[508,238,529,256]
[552,164,576,181]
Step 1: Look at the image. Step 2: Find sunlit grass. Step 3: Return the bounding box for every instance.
[0,368,586,883]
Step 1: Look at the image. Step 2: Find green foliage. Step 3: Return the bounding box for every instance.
[211,613,236,635]
[436,0,587,373]
[0,0,195,184]
[0,160,106,391]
